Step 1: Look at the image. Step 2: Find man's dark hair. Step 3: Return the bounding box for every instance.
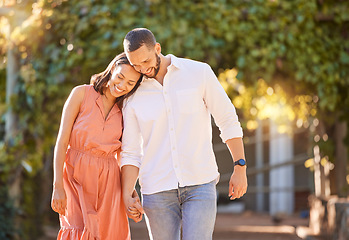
[124,28,156,52]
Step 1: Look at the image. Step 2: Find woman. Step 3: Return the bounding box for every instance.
[51,52,143,239]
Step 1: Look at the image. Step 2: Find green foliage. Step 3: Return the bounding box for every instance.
[0,186,16,240]
[0,68,6,141]
[19,173,45,240]
[12,1,349,138]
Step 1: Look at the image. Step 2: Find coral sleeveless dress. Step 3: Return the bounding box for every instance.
[57,85,130,240]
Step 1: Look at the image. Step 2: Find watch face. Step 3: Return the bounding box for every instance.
[237,159,246,166]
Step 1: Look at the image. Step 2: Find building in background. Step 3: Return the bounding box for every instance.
[213,118,311,215]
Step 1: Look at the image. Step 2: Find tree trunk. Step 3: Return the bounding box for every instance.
[2,4,29,211]
[334,121,348,197]
[5,18,21,210]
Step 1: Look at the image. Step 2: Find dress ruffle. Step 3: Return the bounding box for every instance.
[57,227,98,240]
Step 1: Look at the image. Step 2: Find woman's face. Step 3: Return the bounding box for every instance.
[107,64,141,98]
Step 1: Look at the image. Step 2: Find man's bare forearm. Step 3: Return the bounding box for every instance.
[226,137,246,164]
[121,165,140,197]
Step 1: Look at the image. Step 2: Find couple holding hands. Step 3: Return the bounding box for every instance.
[51,28,248,240]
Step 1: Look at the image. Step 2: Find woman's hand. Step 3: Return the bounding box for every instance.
[124,190,144,223]
[51,184,67,216]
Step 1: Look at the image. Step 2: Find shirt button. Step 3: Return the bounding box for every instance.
[174,165,178,168]
[171,128,174,131]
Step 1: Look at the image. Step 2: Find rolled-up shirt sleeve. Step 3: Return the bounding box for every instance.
[120,101,143,168]
[203,63,243,142]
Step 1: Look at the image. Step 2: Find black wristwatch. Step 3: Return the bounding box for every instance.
[234,159,246,167]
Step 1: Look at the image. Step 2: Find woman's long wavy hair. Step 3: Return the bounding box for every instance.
[90,52,142,110]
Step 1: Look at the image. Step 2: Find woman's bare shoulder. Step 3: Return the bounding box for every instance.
[67,84,91,105]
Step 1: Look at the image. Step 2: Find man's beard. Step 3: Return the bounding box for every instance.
[146,53,161,78]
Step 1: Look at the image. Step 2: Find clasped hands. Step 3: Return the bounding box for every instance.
[52,184,144,222]
[124,190,145,223]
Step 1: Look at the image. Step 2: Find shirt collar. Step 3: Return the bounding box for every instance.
[167,54,181,69]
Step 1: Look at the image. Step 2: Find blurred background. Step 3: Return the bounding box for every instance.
[0,0,348,239]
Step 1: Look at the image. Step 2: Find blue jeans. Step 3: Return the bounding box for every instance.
[142,180,217,240]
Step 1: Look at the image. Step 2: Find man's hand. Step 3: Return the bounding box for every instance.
[229,166,248,200]
[124,190,145,223]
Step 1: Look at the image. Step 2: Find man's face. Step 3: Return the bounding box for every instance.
[125,44,161,78]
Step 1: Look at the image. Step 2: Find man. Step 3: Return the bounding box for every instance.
[121,28,247,240]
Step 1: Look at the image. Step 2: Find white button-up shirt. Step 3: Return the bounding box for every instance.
[121,54,243,195]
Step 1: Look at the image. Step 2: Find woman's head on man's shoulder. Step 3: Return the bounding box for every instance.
[91,52,143,108]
